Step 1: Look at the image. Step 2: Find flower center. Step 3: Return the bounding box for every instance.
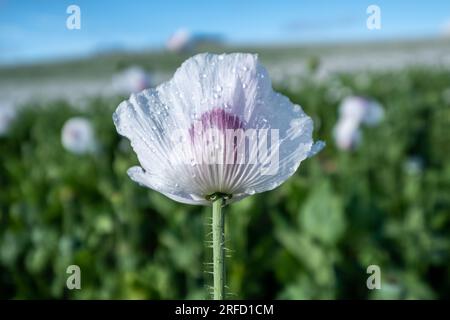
[186,108,247,196]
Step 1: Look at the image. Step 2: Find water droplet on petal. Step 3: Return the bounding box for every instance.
[245,188,256,195]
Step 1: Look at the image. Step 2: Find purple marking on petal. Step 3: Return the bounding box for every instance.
[188,108,247,165]
[189,108,245,140]
[200,108,245,131]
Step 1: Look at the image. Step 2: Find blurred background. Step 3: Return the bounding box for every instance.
[1,0,449,299]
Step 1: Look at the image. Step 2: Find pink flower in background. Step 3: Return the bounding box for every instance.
[113,53,324,205]
[334,96,384,150]
[113,66,152,94]
[339,96,384,126]
[61,117,97,154]
[166,28,193,53]
[333,118,361,150]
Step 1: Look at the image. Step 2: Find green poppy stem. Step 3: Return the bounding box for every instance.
[212,196,225,300]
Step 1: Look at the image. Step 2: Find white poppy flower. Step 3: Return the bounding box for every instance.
[333,118,361,151]
[113,53,324,205]
[0,104,16,136]
[61,117,97,155]
[113,66,152,94]
[339,96,384,126]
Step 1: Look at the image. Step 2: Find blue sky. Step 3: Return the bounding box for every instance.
[1,0,450,65]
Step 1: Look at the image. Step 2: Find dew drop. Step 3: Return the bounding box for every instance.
[245,188,256,195]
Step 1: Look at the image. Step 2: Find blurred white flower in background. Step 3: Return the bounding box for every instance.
[333,118,361,150]
[0,104,17,136]
[334,96,384,150]
[166,28,193,53]
[61,117,97,154]
[112,66,152,94]
[339,96,384,126]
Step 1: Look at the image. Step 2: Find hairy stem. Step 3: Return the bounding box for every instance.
[212,196,225,300]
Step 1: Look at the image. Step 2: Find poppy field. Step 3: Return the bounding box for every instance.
[1,53,449,299]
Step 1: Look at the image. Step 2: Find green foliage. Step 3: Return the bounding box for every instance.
[0,67,449,299]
